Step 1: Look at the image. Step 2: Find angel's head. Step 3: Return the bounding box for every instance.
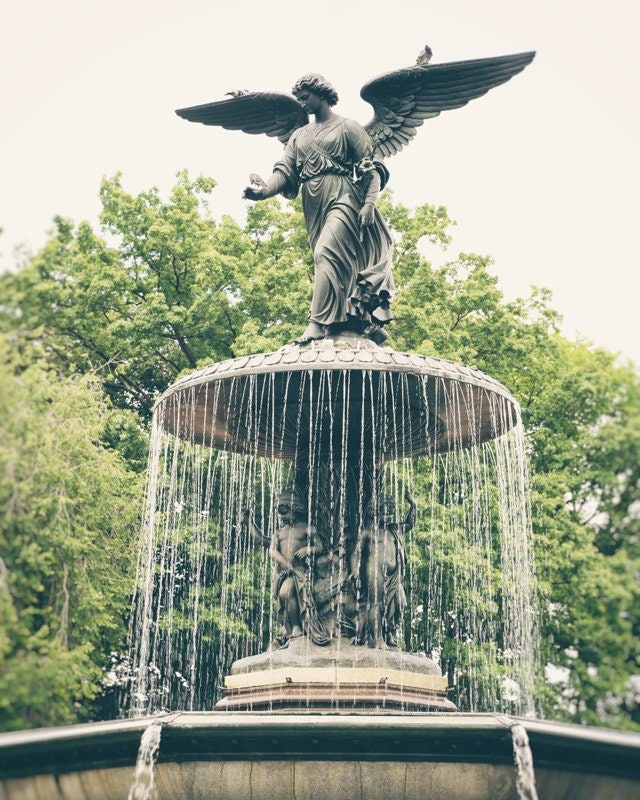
[292,73,339,110]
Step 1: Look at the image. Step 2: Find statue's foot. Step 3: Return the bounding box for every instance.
[365,324,389,345]
[295,322,325,345]
[363,637,393,650]
[278,631,304,650]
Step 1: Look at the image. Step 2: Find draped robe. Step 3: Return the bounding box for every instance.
[274,117,395,329]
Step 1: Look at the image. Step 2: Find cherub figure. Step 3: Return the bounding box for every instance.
[350,488,416,648]
[176,50,534,344]
[243,490,331,646]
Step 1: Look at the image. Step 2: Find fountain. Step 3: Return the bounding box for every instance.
[125,333,536,718]
[2,46,640,800]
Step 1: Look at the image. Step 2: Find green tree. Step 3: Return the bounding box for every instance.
[380,196,639,726]
[1,174,241,417]
[0,336,144,730]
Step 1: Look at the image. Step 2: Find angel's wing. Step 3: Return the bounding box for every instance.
[361,52,535,158]
[175,92,308,145]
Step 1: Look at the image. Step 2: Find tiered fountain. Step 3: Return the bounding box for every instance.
[1,46,639,800]
[125,50,544,721]
[129,331,533,717]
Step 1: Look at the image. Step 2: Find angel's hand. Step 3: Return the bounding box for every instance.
[243,185,267,201]
[359,203,375,229]
[243,173,269,201]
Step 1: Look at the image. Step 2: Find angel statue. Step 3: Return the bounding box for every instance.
[176,49,534,344]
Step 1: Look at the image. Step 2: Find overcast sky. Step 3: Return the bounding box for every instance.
[2,0,638,364]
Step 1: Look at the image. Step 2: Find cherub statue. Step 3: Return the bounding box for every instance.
[176,50,534,344]
[350,488,416,649]
[243,490,331,646]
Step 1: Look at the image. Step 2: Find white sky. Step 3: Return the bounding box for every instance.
[1,0,638,364]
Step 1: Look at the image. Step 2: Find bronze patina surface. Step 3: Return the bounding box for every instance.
[157,335,518,458]
[176,51,535,345]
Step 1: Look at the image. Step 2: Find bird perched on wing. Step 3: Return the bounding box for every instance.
[415,44,433,66]
[225,89,250,98]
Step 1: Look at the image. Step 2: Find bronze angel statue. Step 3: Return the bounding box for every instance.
[176,50,535,344]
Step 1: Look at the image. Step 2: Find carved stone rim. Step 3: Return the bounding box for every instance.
[225,667,447,692]
[155,336,518,412]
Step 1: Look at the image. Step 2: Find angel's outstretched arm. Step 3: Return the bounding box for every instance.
[244,132,300,201]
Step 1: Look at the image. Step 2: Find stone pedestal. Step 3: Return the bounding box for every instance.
[215,638,456,712]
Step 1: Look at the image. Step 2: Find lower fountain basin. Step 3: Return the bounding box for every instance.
[1,713,639,800]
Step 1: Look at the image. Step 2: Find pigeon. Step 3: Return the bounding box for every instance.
[248,173,267,190]
[415,44,433,66]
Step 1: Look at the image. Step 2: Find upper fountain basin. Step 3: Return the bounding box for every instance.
[154,334,519,460]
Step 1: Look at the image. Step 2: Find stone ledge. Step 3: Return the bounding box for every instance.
[225,667,448,692]
[215,682,456,713]
[230,638,443,676]
[154,334,516,412]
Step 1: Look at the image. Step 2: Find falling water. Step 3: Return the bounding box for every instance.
[128,721,162,800]
[121,352,538,717]
[511,724,539,800]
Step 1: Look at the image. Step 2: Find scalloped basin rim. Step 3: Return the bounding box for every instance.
[151,342,520,458]
[155,343,517,411]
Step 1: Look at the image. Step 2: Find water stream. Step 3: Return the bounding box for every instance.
[128,721,162,800]
[511,724,539,800]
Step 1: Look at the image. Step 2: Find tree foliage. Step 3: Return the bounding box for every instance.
[0,173,638,730]
[0,337,144,729]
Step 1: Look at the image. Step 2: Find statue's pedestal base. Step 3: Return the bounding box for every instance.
[215,666,455,712]
[215,638,456,712]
